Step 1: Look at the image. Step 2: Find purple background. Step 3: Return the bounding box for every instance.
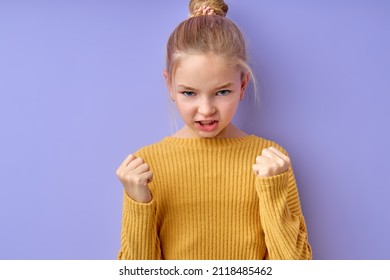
[1,0,389,260]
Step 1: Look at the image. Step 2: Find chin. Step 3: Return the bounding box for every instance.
[197,130,225,139]
[187,123,229,138]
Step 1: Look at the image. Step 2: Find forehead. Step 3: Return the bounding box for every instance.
[174,53,241,85]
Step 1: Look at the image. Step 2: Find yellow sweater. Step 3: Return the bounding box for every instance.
[118,135,312,260]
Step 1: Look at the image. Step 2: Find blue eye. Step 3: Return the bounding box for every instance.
[217,90,231,96]
[182,91,195,97]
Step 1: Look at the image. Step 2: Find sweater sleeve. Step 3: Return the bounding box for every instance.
[117,190,162,260]
[255,167,312,260]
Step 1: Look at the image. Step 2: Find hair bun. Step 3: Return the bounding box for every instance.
[189,0,229,17]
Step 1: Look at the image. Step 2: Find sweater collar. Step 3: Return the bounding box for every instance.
[162,134,257,148]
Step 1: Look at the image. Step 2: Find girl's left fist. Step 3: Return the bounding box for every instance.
[252,146,291,178]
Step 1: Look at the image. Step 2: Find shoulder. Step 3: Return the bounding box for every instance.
[250,135,289,156]
[132,138,172,159]
[132,135,289,157]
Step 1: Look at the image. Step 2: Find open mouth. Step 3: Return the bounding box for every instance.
[196,120,218,126]
[195,120,219,132]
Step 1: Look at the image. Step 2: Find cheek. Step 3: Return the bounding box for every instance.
[176,102,194,117]
[221,97,240,110]
[220,99,240,119]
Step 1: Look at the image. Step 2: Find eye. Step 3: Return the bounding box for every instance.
[217,90,231,96]
[181,91,195,97]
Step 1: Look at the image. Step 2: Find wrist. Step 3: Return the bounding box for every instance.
[125,187,152,203]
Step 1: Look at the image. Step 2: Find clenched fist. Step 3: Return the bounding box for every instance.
[252,147,291,178]
[116,154,153,203]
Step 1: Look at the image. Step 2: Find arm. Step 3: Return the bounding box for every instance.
[116,152,162,259]
[256,168,312,260]
[117,191,162,260]
[253,146,312,260]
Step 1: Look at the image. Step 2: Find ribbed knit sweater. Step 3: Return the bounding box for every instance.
[118,135,312,260]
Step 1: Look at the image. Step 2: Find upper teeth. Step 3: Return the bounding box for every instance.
[200,121,215,125]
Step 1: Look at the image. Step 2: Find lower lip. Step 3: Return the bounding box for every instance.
[196,121,218,132]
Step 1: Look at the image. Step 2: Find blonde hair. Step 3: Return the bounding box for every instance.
[189,0,228,17]
[166,0,260,131]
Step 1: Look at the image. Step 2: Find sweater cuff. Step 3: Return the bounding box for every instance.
[124,191,156,213]
[255,170,289,192]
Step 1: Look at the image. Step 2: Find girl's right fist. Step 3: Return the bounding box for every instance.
[116,154,153,203]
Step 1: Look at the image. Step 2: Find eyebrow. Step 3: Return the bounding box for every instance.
[176,83,234,91]
[176,85,198,91]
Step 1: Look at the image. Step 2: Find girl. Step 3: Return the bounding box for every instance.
[116,0,312,260]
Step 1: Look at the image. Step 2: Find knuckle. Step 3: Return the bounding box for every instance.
[276,157,285,167]
[143,162,150,169]
[256,156,264,163]
[116,169,125,179]
[127,155,136,164]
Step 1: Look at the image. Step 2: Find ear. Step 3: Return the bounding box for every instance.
[163,69,169,86]
[240,72,251,100]
[163,70,175,101]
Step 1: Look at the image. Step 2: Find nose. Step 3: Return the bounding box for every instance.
[197,97,216,116]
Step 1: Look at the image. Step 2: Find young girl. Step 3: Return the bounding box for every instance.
[116,0,312,260]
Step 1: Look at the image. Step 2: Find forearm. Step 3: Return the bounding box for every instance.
[256,171,312,260]
[118,191,161,260]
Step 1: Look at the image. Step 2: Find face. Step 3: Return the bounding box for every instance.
[165,53,249,138]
